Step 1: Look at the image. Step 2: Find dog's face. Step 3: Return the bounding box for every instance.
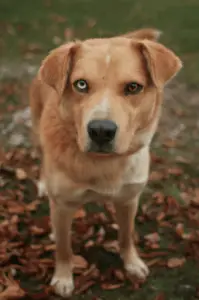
[39,29,182,155]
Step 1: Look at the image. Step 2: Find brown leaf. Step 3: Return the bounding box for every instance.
[163,139,177,148]
[103,240,120,253]
[7,203,25,214]
[74,209,86,219]
[114,269,125,281]
[44,244,56,251]
[0,274,26,300]
[30,225,46,236]
[109,223,119,231]
[175,223,184,238]
[168,167,183,176]
[0,285,25,300]
[149,171,165,181]
[84,240,95,249]
[75,280,95,294]
[73,255,88,270]
[153,192,165,204]
[156,212,165,222]
[101,283,123,290]
[146,257,162,267]
[144,232,160,243]
[25,200,41,212]
[15,168,27,180]
[167,257,186,268]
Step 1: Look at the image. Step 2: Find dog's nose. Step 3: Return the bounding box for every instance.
[88,120,117,145]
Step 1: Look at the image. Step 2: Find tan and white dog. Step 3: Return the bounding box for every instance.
[30,28,182,298]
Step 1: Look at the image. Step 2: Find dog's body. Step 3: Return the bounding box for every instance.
[30,28,182,297]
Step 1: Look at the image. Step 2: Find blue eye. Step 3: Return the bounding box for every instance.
[125,82,143,95]
[73,79,89,93]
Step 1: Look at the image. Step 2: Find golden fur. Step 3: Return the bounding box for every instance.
[30,28,182,297]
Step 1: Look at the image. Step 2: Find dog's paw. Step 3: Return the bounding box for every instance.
[51,274,74,298]
[125,256,149,280]
[37,180,47,198]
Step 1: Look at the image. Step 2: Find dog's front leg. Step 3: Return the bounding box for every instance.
[50,203,76,298]
[115,196,149,280]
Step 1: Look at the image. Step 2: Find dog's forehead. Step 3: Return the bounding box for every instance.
[74,38,146,80]
[78,37,140,60]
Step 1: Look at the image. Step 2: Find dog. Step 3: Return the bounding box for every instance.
[30,28,182,298]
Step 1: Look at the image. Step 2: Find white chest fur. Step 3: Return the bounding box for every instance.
[123,146,150,185]
[89,146,150,197]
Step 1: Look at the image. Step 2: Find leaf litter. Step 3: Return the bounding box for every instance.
[0,147,199,299]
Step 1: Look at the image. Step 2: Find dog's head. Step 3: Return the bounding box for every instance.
[39,28,182,156]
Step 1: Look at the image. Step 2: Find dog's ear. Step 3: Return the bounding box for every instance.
[39,42,80,96]
[123,28,161,42]
[135,39,182,87]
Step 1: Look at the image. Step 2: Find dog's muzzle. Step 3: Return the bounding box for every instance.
[87,119,117,153]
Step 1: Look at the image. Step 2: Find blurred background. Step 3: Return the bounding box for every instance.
[1,1,199,300]
[0,0,199,153]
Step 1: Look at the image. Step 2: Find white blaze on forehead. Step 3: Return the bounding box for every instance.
[106,54,111,65]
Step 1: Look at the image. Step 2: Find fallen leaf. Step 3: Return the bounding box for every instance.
[30,225,46,236]
[156,212,165,222]
[25,200,41,212]
[73,255,88,270]
[163,139,177,148]
[144,232,160,243]
[15,168,27,180]
[75,280,95,294]
[149,171,165,181]
[168,167,183,176]
[103,240,120,253]
[0,285,26,300]
[175,223,184,238]
[153,192,165,204]
[146,257,162,267]
[101,283,123,290]
[84,240,95,249]
[74,209,86,219]
[167,257,186,268]
[114,269,125,281]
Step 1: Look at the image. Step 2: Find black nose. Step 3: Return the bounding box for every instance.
[87,120,117,145]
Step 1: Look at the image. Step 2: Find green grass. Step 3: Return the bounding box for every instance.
[1,0,199,83]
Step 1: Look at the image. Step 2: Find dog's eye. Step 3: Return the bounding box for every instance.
[124,82,143,95]
[73,79,89,93]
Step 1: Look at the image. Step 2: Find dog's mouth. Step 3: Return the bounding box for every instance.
[87,142,115,155]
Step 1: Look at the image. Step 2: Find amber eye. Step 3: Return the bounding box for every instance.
[124,82,143,95]
[73,79,89,93]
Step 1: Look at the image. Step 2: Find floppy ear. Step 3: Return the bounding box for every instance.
[38,42,80,96]
[122,28,162,42]
[136,39,182,87]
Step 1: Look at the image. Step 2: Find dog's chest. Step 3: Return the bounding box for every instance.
[47,147,150,205]
[90,147,150,196]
